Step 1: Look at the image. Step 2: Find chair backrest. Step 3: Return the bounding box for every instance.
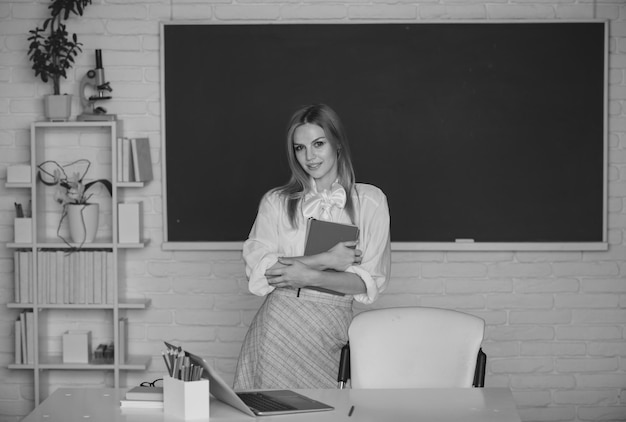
[348,306,485,389]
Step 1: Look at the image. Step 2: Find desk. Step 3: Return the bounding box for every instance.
[22,387,521,422]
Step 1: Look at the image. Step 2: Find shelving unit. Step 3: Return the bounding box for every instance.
[6,121,150,404]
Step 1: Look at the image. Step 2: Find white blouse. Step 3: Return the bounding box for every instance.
[243,183,391,304]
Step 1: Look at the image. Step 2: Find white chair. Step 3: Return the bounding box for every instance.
[344,306,486,389]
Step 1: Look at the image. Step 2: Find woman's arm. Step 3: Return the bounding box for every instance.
[264,186,391,299]
[273,240,362,271]
[265,258,367,295]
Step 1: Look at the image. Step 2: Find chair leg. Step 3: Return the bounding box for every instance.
[473,348,487,388]
[337,342,350,389]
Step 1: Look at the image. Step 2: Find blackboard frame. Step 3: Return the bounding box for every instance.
[160,20,608,251]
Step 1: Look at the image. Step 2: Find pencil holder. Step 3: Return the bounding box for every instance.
[164,376,210,420]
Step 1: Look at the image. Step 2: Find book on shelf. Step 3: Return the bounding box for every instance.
[25,311,34,364]
[85,252,94,304]
[130,138,153,182]
[117,137,124,183]
[117,137,152,183]
[101,252,108,304]
[67,252,74,304]
[36,251,42,304]
[63,251,71,304]
[12,250,121,307]
[41,251,49,304]
[18,250,31,304]
[106,252,114,304]
[78,251,87,304]
[121,137,133,183]
[118,317,127,364]
[93,251,103,304]
[37,251,44,304]
[13,311,37,364]
[55,251,64,304]
[19,313,27,364]
[15,318,22,364]
[49,251,57,304]
[19,250,116,306]
[13,251,19,303]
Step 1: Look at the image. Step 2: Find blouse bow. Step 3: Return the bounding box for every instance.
[302,183,347,221]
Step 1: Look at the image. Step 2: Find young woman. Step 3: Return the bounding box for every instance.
[233,104,391,390]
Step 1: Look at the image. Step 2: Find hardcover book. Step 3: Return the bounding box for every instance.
[130,138,153,182]
[124,386,164,402]
[304,218,359,256]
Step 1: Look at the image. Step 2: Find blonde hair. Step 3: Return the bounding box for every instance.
[274,104,357,227]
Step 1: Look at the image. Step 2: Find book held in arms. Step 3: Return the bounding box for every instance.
[304,218,359,256]
[303,218,360,296]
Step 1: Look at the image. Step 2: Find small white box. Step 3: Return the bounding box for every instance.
[7,165,31,183]
[62,330,91,364]
[14,218,32,243]
[164,376,210,420]
[118,202,143,243]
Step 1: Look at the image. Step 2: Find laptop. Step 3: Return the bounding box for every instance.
[183,350,334,416]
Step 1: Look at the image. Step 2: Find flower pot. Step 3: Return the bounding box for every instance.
[44,94,72,121]
[67,203,99,243]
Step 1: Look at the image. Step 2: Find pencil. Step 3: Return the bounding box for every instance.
[162,351,172,377]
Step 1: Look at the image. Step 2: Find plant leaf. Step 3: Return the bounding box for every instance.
[84,179,113,197]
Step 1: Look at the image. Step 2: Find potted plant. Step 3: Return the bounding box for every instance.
[37,159,112,246]
[27,0,92,121]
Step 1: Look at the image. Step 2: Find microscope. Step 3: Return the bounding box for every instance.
[77,49,116,121]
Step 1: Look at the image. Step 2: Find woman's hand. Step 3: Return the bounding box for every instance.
[265,258,315,289]
[324,241,362,271]
[265,255,367,295]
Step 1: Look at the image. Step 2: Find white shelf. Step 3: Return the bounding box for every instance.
[37,355,151,370]
[5,182,32,189]
[7,241,148,249]
[7,299,150,310]
[6,120,150,405]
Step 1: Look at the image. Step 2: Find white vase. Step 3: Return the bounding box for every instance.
[67,203,99,243]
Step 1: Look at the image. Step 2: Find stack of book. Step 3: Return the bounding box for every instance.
[14,311,34,364]
[117,137,153,183]
[120,386,164,409]
[13,250,115,305]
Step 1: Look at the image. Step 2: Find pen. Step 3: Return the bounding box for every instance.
[348,405,355,417]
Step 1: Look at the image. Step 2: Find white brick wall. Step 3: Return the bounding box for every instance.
[1,1,625,421]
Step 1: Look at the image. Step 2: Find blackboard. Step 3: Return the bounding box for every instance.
[161,21,607,250]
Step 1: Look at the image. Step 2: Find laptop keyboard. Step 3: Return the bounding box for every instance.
[237,392,296,412]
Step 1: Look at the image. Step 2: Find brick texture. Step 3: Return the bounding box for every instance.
[0,1,624,421]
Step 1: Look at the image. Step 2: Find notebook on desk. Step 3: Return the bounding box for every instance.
[183,349,334,416]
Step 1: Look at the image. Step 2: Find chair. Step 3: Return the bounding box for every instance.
[338,306,486,389]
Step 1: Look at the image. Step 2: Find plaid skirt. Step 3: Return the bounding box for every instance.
[233,287,353,390]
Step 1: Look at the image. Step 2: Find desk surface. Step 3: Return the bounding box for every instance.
[22,387,521,422]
